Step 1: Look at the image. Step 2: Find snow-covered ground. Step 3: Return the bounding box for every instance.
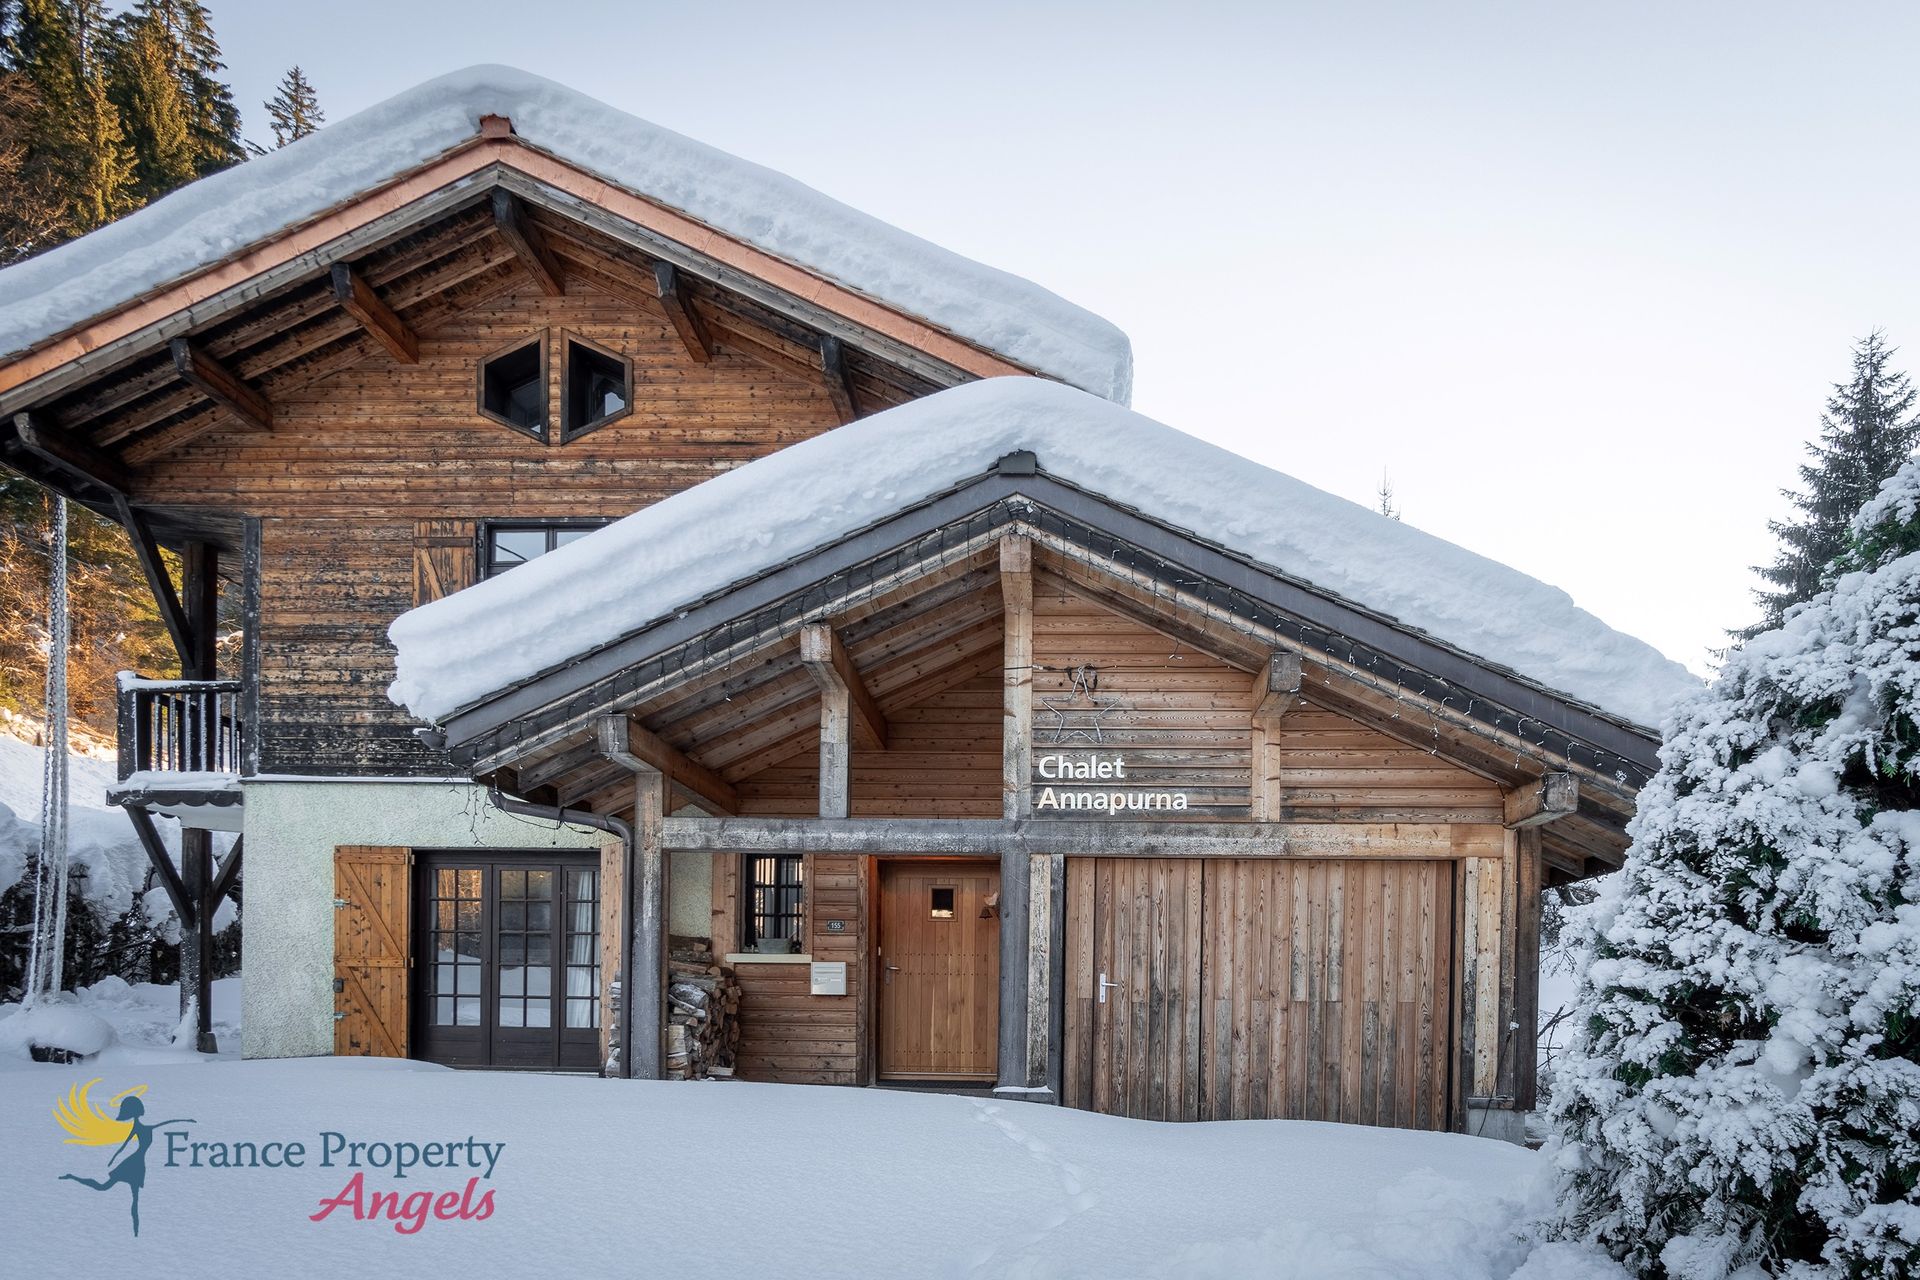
[0,1050,1619,1279]
[0,974,241,1065]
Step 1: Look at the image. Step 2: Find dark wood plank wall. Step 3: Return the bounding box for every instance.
[128,284,844,773]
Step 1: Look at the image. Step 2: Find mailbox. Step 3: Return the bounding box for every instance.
[809,960,848,996]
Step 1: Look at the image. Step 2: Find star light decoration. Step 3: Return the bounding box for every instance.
[1038,663,1131,745]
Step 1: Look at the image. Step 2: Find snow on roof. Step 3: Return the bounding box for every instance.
[387,378,1698,730]
[0,66,1132,403]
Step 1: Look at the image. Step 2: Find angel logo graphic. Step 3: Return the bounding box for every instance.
[53,1078,194,1236]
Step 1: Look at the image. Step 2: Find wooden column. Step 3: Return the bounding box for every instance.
[179,541,218,1054]
[239,518,262,776]
[1024,852,1061,1098]
[627,764,669,1080]
[998,536,1033,1095]
[1248,652,1302,821]
[1511,826,1543,1110]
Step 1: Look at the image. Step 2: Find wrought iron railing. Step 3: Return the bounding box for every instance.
[115,673,247,780]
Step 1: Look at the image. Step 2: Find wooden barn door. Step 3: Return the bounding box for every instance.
[1064,857,1454,1130]
[334,846,411,1057]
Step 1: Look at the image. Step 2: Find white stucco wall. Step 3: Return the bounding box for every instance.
[240,779,606,1059]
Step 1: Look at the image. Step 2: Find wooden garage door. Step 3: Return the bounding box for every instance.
[1063,858,1454,1129]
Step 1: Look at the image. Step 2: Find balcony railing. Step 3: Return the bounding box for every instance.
[116,673,247,781]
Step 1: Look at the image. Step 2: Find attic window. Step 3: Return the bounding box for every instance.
[478,336,547,440]
[560,334,631,441]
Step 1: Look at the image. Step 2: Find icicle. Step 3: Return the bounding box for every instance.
[23,496,70,1009]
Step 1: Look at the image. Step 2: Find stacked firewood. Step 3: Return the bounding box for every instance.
[664,935,741,1080]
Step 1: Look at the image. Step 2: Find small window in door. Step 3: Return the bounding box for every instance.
[929,886,955,920]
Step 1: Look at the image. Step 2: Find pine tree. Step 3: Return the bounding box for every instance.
[1543,457,1920,1276]
[0,0,135,242]
[264,63,320,147]
[1747,331,1920,636]
[103,7,194,199]
[120,0,238,178]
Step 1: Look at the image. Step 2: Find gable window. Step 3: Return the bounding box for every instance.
[482,520,609,578]
[560,333,632,441]
[743,854,805,949]
[478,336,547,440]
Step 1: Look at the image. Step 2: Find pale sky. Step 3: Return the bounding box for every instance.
[211,0,1920,678]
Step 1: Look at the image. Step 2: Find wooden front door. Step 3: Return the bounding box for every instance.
[1063,857,1455,1129]
[411,852,603,1072]
[877,861,999,1079]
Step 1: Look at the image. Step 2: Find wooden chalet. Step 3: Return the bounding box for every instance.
[0,68,1684,1140]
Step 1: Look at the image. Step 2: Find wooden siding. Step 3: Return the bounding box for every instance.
[1063,856,1454,1129]
[131,284,843,773]
[733,853,865,1085]
[1031,581,1251,817]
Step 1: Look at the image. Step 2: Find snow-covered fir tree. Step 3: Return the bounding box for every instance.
[1544,456,1920,1277]
[1747,331,1919,637]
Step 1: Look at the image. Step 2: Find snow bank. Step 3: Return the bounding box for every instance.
[0,999,115,1058]
[0,734,160,914]
[0,975,241,1067]
[390,378,1697,730]
[0,1057,1561,1277]
[0,66,1131,402]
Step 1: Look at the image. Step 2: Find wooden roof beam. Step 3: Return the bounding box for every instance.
[799,623,888,751]
[491,189,564,297]
[818,335,858,423]
[596,713,738,815]
[1250,651,1304,721]
[329,263,418,364]
[652,262,712,363]
[13,411,129,493]
[168,338,271,431]
[1504,772,1579,828]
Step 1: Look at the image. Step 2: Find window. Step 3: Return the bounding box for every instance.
[929,887,956,919]
[482,520,608,578]
[744,854,805,947]
[478,336,548,440]
[560,334,632,441]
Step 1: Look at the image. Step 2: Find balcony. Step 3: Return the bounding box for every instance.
[106,673,247,829]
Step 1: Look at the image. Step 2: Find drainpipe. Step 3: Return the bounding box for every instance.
[484,785,633,1077]
[592,715,668,1082]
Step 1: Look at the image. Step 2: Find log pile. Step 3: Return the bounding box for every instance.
[665,935,741,1080]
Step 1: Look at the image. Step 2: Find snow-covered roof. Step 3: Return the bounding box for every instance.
[0,66,1132,402]
[387,378,1699,730]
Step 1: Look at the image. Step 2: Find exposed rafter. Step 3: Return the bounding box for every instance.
[652,262,712,363]
[1250,651,1304,721]
[597,713,738,815]
[818,335,858,422]
[329,264,419,364]
[799,623,888,750]
[13,411,128,493]
[169,338,272,432]
[1504,773,1579,828]
[491,188,565,296]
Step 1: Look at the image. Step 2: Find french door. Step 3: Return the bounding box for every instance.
[412,852,601,1071]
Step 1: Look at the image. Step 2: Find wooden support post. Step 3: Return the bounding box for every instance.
[1248,651,1303,820]
[1503,773,1578,828]
[113,495,193,665]
[209,837,243,904]
[818,335,858,423]
[1023,852,1061,1099]
[169,338,272,431]
[330,263,419,364]
[239,517,263,776]
[179,828,216,1052]
[627,764,668,1080]
[817,665,851,821]
[1511,826,1543,1110]
[601,714,737,814]
[125,807,192,926]
[998,535,1033,1096]
[491,189,565,296]
[800,623,887,750]
[652,262,712,363]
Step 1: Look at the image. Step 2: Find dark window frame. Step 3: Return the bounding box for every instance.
[558,330,634,443]
[476,331,550,442]
[480,518,611,579]
[743,853,805,949]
